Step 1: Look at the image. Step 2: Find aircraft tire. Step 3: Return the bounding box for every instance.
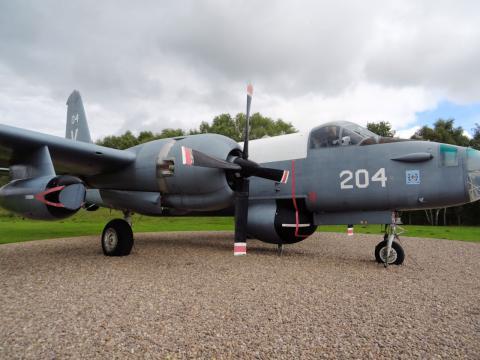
[101,219,134,256]
[374,240,404,265]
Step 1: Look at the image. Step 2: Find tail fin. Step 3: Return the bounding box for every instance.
[66,90,92,143]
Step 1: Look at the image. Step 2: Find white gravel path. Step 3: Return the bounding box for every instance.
[0,232,479,359]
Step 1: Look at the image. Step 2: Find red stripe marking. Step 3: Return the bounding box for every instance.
[182,146,194,166]
[34,186,66,208]
[291,160,309,238]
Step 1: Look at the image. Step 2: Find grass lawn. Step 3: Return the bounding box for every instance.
[0,208,479,244]
[319,224,480,243]
[0,208,234,244]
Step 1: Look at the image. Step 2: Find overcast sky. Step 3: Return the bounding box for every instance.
[0,1,479,140]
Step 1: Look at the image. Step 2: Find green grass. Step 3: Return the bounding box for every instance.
[319,224,480,243]
[0,208,233,244]
[0,208,479,244]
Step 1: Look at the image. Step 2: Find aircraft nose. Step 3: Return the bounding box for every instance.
[466,148,480,201]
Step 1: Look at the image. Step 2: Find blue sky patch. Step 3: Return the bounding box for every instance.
[415,101,480,136]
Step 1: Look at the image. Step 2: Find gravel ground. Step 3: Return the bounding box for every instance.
[0,231,479,359]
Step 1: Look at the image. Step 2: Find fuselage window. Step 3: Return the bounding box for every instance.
[440,144,458,167]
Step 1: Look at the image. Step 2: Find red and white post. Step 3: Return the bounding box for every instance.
[234,242,247,256]
[347,224,354,236]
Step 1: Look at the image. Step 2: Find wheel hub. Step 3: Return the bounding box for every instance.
[103,228,118,252]
[379,246,398,264]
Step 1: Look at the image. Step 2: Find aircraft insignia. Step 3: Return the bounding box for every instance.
[406,170,420,185]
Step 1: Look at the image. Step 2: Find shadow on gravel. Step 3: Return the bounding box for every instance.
[136,236,312,256]
[135,234,382,267]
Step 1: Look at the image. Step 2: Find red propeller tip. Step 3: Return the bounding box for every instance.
[247,84,253,97]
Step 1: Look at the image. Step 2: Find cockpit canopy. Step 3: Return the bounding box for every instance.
[308,121,403,149]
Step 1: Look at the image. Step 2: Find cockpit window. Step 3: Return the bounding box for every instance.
[339,128,363,145]
[342,123,378,139]
[308,121,406,150]
[309,126,341,148]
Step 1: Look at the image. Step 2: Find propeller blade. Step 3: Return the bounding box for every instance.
[234,178,249,255]
[242,84,253,160]
[181,146,241,170]
[233,157,289,183]
[250,167,289,183]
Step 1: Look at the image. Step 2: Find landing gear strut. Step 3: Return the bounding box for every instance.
[374,212,405,267]
[277,243,284,256]
[101,212,134,256]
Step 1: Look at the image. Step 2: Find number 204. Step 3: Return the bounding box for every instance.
[340,168,387,189]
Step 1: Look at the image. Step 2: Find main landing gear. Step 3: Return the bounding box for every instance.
[101,211,134,256]
[374,212,405,267]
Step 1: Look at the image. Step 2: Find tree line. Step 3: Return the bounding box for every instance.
[97,113,297,149]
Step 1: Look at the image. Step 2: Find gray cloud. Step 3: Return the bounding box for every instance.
[0,1,479,138]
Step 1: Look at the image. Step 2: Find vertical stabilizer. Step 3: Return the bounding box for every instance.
[66,90,92,143]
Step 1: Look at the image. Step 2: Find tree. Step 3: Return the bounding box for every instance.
[159,128,186,139]
[367,121,396,137]
[98,131,139,150]
[199,114,238,140]
[413,119,469,146]
[97,113,297,149]
[470,123,480,150]
[198,113,297,141]
[97,128,186,149]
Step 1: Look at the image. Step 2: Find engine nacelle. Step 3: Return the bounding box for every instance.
[0,175,85,220]
[88,133,241,212]
[158,134,241,211]
[247,200,317,244]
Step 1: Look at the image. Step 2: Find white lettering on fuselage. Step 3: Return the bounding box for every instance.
[70,114,79,140]
[340,168,387,189]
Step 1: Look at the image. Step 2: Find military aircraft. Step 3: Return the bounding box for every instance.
[1,86,480,267]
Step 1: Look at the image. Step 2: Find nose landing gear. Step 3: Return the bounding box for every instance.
[374,212,405,266]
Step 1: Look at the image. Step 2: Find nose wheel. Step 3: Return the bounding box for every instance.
[375,239,404,265]
[375,212,405,266]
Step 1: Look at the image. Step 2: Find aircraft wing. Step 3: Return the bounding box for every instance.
[0,124,136,176]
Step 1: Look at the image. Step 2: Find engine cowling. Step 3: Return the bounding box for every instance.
[0,175,85,220]
[247,199,317,244]
[157,134,241,211]
[88,134,241,212]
